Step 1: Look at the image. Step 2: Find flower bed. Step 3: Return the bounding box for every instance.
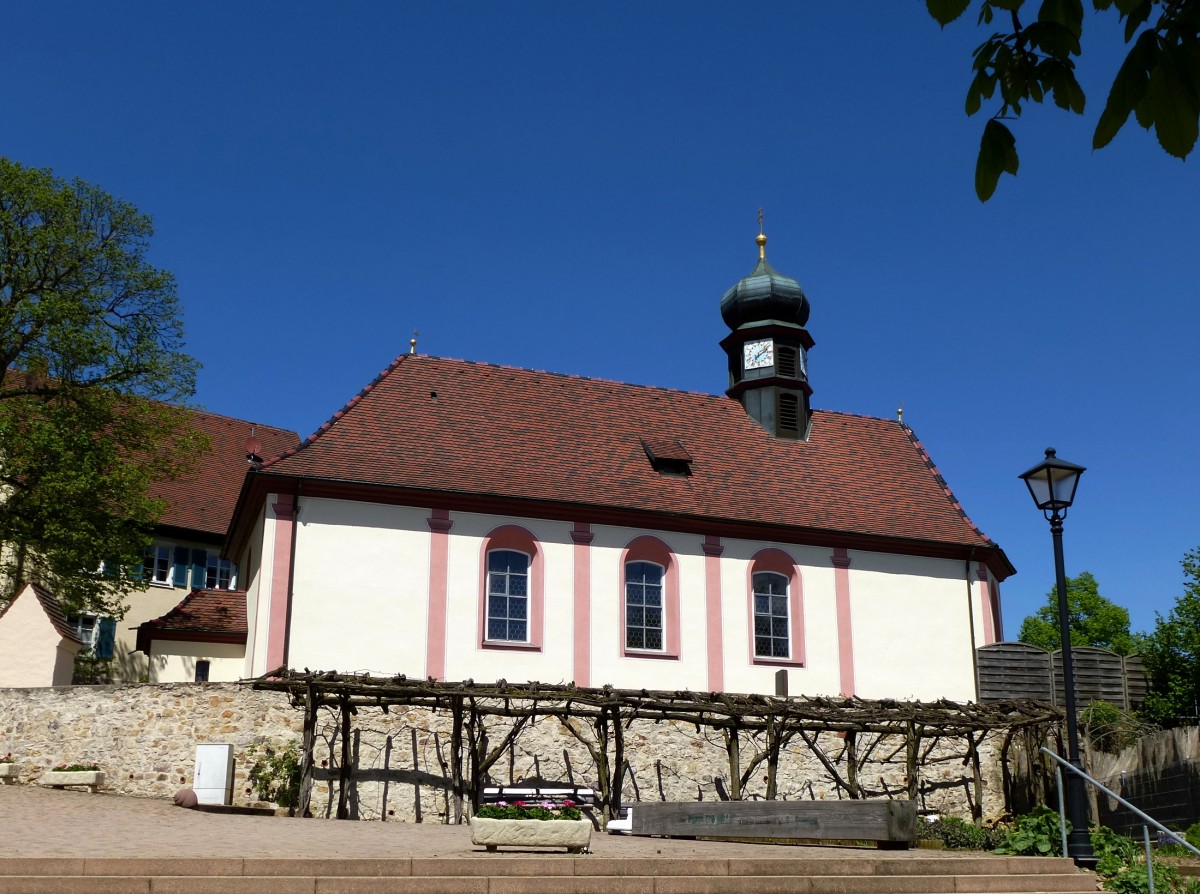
[40,762,104,792]
[470,799,592,853]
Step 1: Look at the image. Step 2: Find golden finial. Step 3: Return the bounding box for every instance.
[897,401,904,423]
[756,207,767,260]
[410,329,419,355]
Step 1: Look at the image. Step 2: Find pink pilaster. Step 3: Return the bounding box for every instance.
[426,509,453,681]
[265,494,296,673]
[977,562,998,644]
[831,547,855,697]
[702,535,725,692]
[571,523,594,687]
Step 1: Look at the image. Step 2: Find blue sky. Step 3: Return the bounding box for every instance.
[7,2,1198,641]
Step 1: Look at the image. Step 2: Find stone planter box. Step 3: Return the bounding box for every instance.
[469,816,592,853]
[0,762,17,784]
[39,770,105,792]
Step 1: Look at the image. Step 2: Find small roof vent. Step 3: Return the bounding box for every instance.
[641,438,693,477]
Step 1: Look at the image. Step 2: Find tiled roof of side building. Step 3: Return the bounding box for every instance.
[135,589,248,653]
[151,410,298,537]
[0,582,85,643]
[255,354,1008,571]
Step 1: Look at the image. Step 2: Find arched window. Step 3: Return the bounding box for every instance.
[748,549,804,666]
[625,561,664,650]
[479,525,543,650]
[752,572,790,659]
[620,536,680,659]
[487,549,529,642]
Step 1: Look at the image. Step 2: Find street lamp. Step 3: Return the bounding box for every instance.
[1019,447,1095,866]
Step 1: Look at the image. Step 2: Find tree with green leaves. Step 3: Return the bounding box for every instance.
[0,157,205,618]
[1139,547,1200,726]
[926,0,1200,199]
[1018,571,1146,655]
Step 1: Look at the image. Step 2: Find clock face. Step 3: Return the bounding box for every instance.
[743,338,774,370]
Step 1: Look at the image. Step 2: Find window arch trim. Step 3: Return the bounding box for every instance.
[620,535,680,660]
[478,525,543,651]
[747,548,805,667]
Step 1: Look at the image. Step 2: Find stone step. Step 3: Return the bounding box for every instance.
[0,854,1100,894]
[0,877,1102,894]
[0,855,1084,878]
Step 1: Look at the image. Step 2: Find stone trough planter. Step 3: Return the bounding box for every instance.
[469,816,592,853]
[0,762,17,784]
[39,770,105,792]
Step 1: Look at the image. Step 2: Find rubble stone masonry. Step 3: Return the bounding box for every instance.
[0,683,1004,821]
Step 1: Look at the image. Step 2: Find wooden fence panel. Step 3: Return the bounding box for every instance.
[1053,648,1126,708]
[977,642,1053,702]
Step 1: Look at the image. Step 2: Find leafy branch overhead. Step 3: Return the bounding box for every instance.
[927,0,1200,199]
[0,157,207,617]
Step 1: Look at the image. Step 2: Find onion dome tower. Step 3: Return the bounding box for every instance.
[719,217,814,439]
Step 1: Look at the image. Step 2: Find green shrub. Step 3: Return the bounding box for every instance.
[920,816,1006,850]
[994,807,1066,856]
[245,743,300,810]
[1080,700,1154,754]
[1092,825,1186,894]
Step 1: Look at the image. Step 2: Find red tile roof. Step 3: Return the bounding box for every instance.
[135,589,247,652]
[0,582,84,644]
[151,411,297,537]
[246,354,1010,575]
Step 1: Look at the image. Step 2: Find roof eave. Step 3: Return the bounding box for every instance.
[228,473,1017,580]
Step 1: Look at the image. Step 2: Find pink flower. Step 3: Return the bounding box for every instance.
[540,800,554,809]
[496,800,508,806]
[563,799,575,807]
[514,800,526,807]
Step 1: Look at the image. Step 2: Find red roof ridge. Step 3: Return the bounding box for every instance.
[431,353,733,400]
[261,353,414,470]
[181,407,298,438]
[898,421,996,548]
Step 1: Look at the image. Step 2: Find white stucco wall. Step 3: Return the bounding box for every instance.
[246,498,279,678]
[286,497,431,676]
[847,551,977,701]
[144,640,246,683]
[250,495,988,701]
[0,586,81,687]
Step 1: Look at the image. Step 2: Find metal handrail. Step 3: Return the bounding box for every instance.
[1041,746,1200,893]
[1039,747,1200,858]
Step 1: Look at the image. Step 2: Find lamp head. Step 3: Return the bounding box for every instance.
[1019,448,1085,515]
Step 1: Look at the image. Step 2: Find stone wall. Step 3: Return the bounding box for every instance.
[0,683,1006,821]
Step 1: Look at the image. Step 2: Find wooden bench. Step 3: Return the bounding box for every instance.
[480,785,598,808]
[629,799,917,848]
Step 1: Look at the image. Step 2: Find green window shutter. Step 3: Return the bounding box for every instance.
[95,618,117,660]
[173,547,190,587]
[191,549,207,590]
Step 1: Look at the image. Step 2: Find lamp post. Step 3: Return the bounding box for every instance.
[1019,447,1095,867]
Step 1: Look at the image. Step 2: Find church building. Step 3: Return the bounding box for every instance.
[146,230,1012,700]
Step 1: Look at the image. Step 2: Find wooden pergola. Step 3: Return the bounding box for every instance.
[251,668,1063,823]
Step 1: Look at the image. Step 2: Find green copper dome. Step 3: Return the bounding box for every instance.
[719,236,810,330]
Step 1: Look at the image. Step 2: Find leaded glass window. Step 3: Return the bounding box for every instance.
[487,549,529,641]
[753,571,790,658]
[626,561,664,650]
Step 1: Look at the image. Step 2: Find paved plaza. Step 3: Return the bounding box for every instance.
[0,785,983,863]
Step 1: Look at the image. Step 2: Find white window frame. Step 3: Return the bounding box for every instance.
[625,560,666,652]
[752,571,791,659]
[205,554,237,590]
[145,544,173,586]
[485,549,530,643]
